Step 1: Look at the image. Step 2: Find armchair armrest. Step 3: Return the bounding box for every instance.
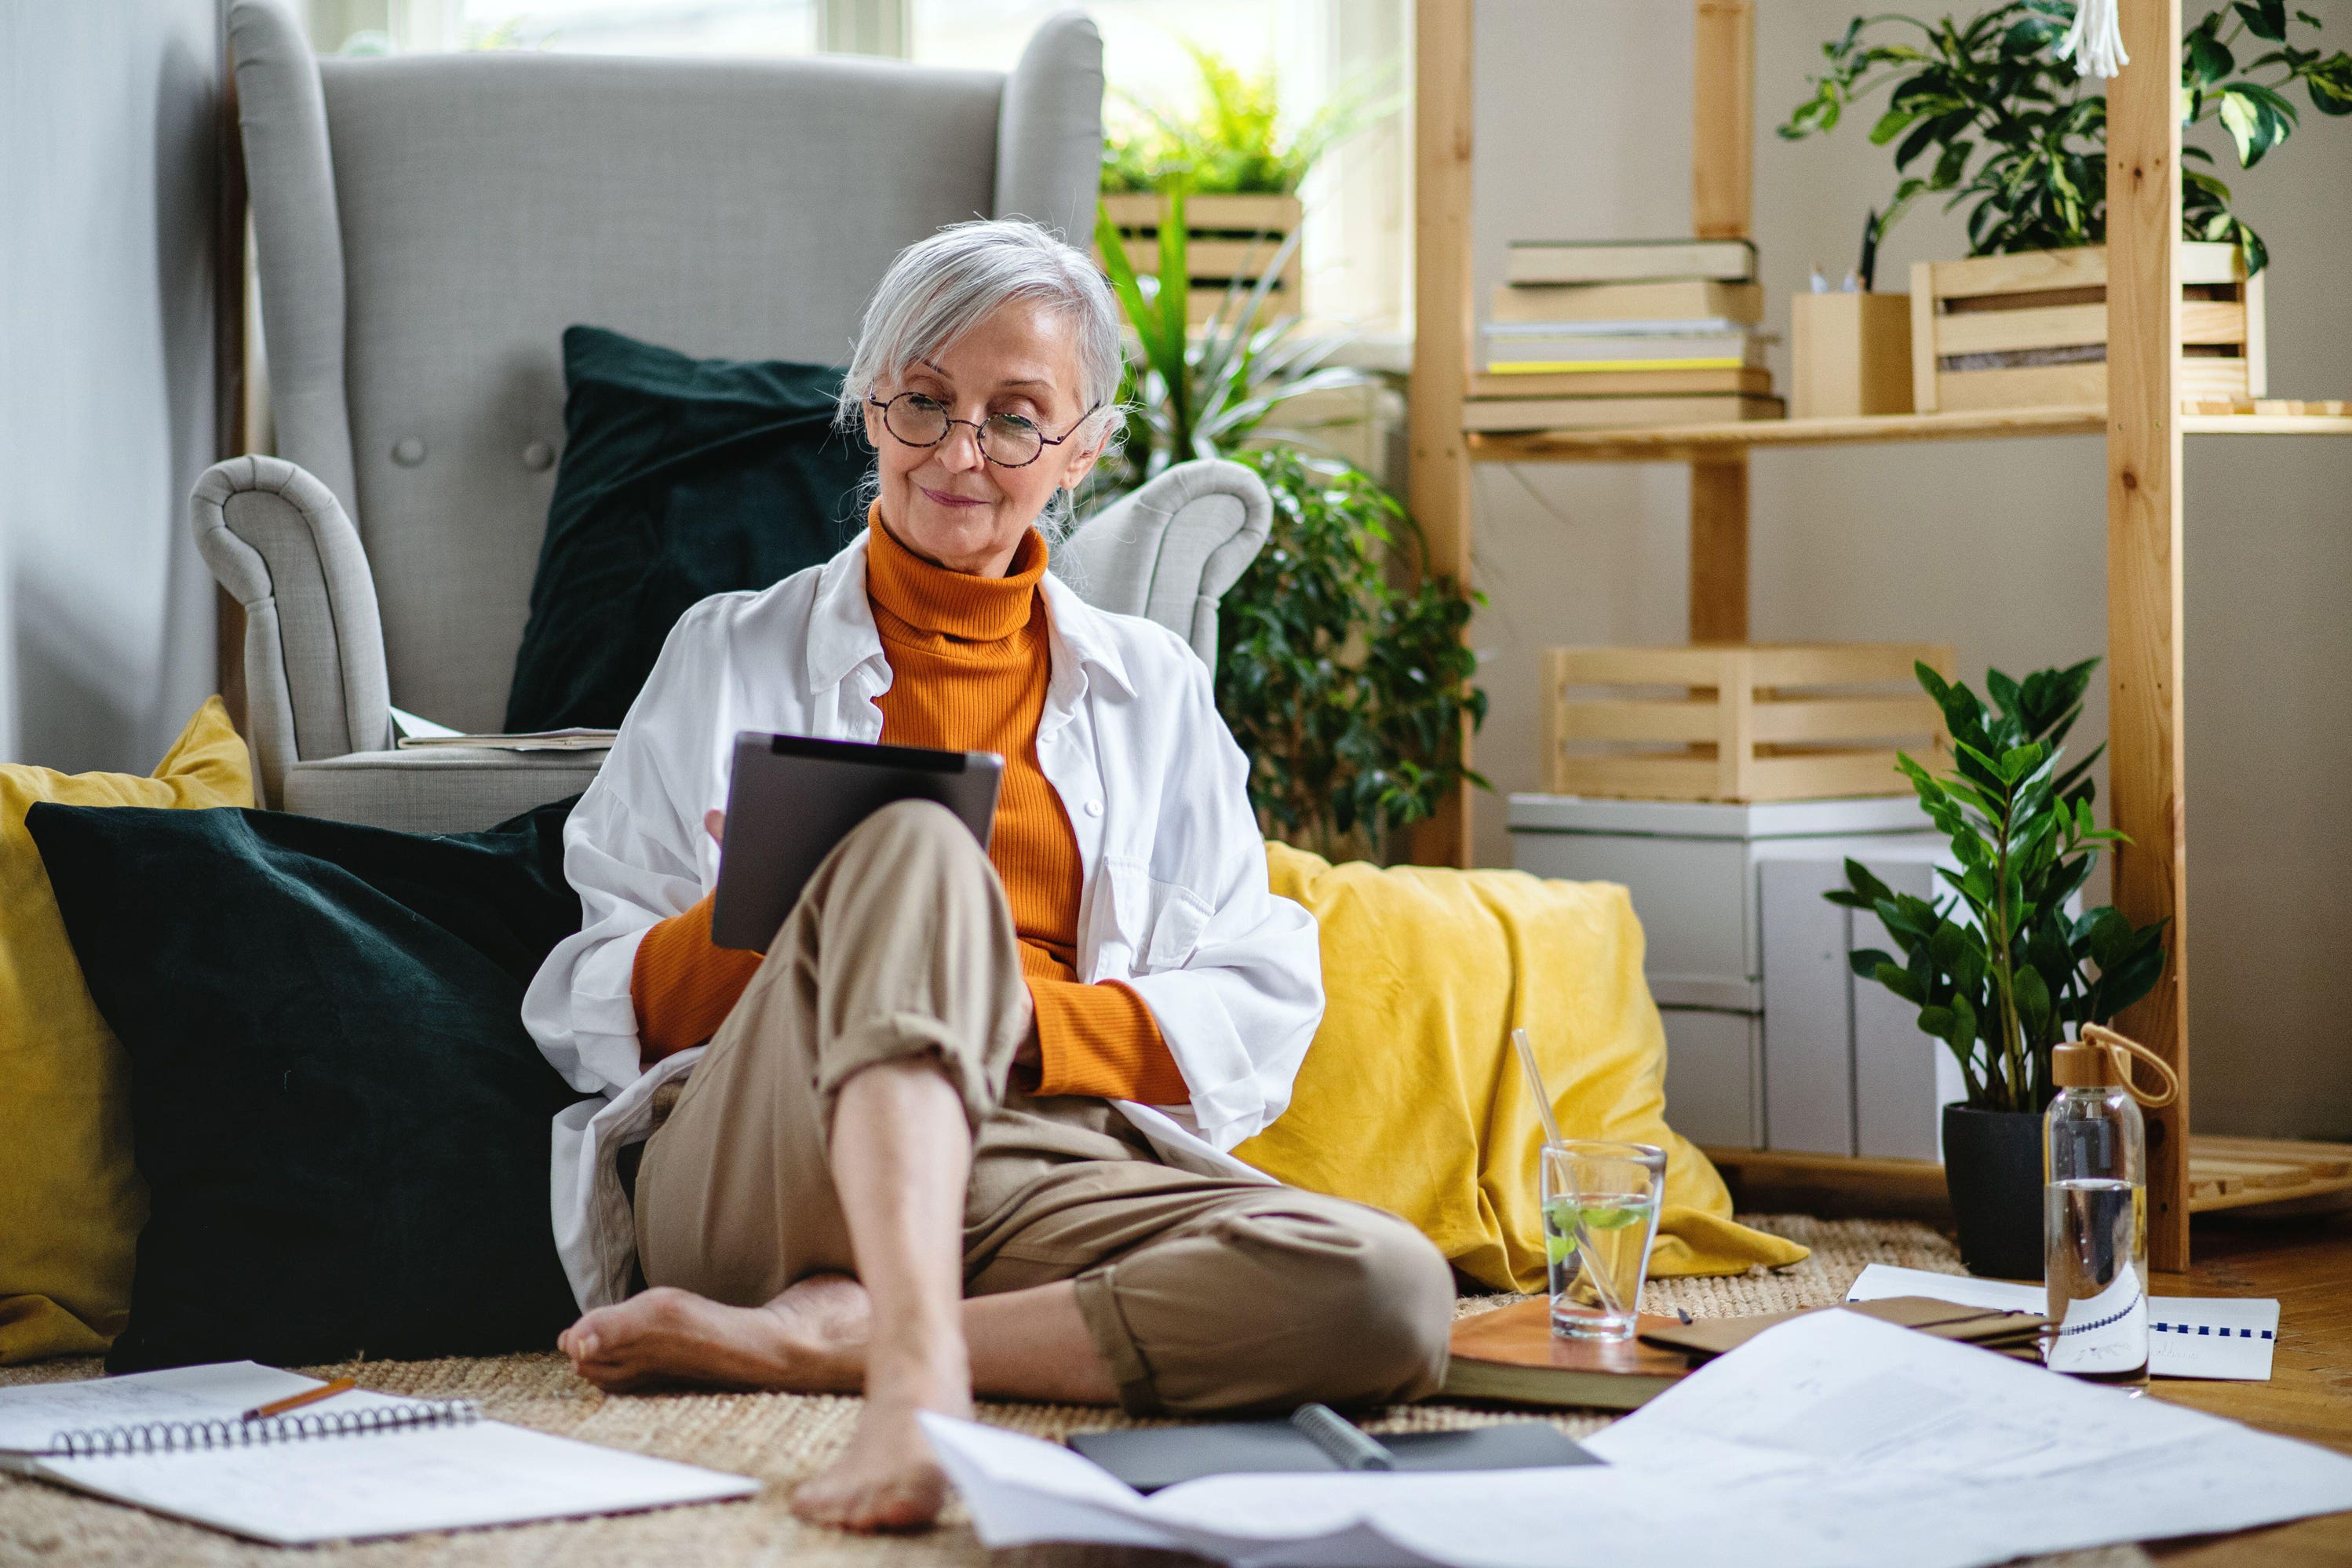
[191,456,392,808]
[1057,459,1272,671]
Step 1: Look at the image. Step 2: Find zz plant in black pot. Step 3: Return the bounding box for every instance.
[1828,657,2167,1276]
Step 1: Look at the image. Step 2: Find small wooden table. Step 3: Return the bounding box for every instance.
[2145,1212,2352,1564]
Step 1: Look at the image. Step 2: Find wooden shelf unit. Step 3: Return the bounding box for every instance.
[1463,407,2352,462]
[1409,0,2350,1267]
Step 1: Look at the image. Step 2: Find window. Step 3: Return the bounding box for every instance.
[310,0,1409,331]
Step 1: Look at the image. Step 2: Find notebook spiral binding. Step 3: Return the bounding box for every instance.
[50,1398,481,1458]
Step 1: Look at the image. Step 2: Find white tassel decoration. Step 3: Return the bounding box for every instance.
[2054,0,2130,80]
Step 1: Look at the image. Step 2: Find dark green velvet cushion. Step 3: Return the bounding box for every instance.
[25,798,591,1373]
[503,324,870,733]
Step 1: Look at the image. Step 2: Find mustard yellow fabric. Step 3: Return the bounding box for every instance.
[0,698,254,1362]
[1237,844,1808,1290]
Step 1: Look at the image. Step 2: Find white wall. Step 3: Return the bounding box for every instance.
[1465,0,2352,1139]
[0,0,222,775]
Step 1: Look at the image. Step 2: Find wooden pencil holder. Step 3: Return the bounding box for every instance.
[1909,242,2264,414]
[1540,642,1954,804]
[1791,293,1915,418]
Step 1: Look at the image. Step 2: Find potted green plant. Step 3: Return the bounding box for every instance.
[1093,202,1486,859]
[1827,658,2167,1277]
[1781,0,2350,272]
[1781,1,2350,410]
[1099,42,1393,326]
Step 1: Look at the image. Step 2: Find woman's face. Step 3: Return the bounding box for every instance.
[862,298,1105,578]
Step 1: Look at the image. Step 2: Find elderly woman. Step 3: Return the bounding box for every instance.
[523,219,1452,1532]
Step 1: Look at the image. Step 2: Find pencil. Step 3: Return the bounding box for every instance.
[242,1377,356,1421]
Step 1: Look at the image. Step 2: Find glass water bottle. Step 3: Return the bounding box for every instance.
[2044,1039,2149,1380]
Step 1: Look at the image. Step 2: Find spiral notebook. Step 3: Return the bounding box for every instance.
[0,1362,757,1544]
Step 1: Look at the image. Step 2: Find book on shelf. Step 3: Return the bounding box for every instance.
[1463,393,1785,432]
[1482,331,1768,374]
[1470,366,1772,398]
[1486,316,1751,340]
[1491,279,1764,326]
[1504,237,1756,286]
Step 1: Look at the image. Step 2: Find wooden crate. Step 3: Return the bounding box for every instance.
[1097,192,1303,326]
[1909,242,2264,414]
[1541,643,1953,803]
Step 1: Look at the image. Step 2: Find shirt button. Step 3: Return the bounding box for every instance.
[1083,800,1103,818]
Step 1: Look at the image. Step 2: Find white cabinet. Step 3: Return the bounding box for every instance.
[1510,793,1945,1151]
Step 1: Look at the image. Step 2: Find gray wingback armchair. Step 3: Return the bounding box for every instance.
[198,0,1270,835]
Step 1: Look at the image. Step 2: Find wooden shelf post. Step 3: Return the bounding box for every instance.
[2107,0,2193,1271]
[1408,0,1478,867]
[1690,0,1753,643]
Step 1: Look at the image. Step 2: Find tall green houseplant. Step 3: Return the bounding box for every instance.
[1094,199,1486,859]
[1830,659,2168,1113]
[1781,0,2352,271]
[1102,41,1388,195]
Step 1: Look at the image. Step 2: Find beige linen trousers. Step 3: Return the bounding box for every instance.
[634,799,1452,1414]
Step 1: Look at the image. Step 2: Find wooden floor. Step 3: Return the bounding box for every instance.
[2139,1211,2352,1564]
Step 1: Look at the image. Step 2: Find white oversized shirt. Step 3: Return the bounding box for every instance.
[521,530,1322,1309]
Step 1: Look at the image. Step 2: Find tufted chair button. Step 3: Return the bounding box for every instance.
[523,440,556,472]
[392,436,426,467]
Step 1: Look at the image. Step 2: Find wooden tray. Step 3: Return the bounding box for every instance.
[2188,1135,2352,1215]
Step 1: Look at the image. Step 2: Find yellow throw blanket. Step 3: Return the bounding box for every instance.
[1237,845,1807,1291]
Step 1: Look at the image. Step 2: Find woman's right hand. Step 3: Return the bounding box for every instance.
[705,809,725,845]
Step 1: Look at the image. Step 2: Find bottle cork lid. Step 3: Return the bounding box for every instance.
[2052,1041,2112,1088]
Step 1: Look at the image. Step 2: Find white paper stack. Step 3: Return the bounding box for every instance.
[925,1308,2349,1568]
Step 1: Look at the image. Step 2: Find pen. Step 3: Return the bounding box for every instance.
[1290,1403,1397,1471]
[242,1377,356,1421]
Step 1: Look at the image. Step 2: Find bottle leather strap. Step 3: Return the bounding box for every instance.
[2082,1023,2180,1109]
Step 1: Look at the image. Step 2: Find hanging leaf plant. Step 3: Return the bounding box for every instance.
[1780,0,2352,272]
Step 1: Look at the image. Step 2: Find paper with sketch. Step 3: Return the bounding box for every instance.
[0,1362,757,1544]
[1846,1263,2281,1380]
[0,1362,359,1455]
[924,1311,2352,1568]
[34,1417,756,1545]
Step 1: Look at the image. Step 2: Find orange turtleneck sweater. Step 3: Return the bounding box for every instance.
[628,510,1187,1105]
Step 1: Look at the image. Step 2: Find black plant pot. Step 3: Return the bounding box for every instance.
[1942,1104,2044,1279]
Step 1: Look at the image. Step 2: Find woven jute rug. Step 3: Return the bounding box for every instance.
[0,1217,2149,1568]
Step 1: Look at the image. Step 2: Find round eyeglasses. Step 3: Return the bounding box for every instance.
[868,392,1097,470]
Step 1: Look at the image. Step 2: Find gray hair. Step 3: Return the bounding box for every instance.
[837,219,1125,533]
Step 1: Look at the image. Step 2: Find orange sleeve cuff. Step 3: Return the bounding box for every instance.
[631,892,765,1067]
[1029,978,1187,1105]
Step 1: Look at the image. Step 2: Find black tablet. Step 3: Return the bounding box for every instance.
[708,732,1003,951]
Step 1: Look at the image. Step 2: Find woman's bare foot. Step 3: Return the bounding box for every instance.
[789,1336,973,1532]
[558,1275,870,1393]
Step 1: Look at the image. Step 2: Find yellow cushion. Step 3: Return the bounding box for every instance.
[0,698,254,1362]
[1237,844,1808,1291]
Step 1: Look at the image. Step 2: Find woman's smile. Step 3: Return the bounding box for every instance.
[917,484,988,509]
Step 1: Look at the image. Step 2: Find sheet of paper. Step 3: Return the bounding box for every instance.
[2148,1295,2280,1380]
[35,1415,757,1545]
[1846,1263,2280,1379]
[0,1362,326,1454]
[924,1311,2352,1568]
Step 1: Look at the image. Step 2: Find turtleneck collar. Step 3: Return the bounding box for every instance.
[864,499,1045,645]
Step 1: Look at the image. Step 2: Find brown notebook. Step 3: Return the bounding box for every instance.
[1640,1296,2048,1362]
[1442,1296,2051,1410]
[1442,1302,1694,1411]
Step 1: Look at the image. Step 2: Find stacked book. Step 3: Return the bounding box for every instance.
[1469,238,1783,432]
